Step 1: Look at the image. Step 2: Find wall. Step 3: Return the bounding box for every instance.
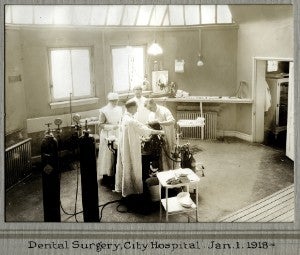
[5,25,238,137]
[20,27,106,119]
[235,12,293,135]
[163,27,237,97]
[5,29,27,134]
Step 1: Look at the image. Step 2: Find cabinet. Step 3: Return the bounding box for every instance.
[265,78,289,138]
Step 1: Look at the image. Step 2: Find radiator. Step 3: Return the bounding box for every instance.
[5,138,32,190]
[177,111,217,139]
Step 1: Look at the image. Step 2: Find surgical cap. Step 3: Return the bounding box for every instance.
[107,92,119,101]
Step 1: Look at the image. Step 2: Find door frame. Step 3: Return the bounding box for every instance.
[252,57,293,143]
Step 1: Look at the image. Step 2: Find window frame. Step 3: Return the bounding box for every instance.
[48,46,95,103]
[111,44,146,93]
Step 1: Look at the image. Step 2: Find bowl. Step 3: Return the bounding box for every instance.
[177,192,193,208]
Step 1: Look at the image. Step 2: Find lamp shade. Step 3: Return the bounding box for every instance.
[197,59,204,67]
[147,41,163,55]
[197,54,204,67]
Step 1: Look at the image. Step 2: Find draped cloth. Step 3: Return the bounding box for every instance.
[115,112,154,197]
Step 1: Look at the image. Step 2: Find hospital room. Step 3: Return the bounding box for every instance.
[4,4,295,223]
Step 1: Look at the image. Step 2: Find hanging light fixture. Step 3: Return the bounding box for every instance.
[147,7,163,56]
[147,40,163,55]
[197,28,204,67]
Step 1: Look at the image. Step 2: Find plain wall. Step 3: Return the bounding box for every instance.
[234,8,293,135]
[5,26,238,135]
[5,29,27,134]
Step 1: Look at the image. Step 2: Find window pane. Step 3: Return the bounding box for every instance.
[136,5,153,26]
[185,5,200,25]
[169,5,184,26]
[12,5,33,24]
[90,5,108,25]
[112,48,130,92]
[34,6,54,24]
[122,5,139,26]
[149,5,167,26]
[51,50,72,99]
[217,5,232,23]
[201,5,216,24]
[129,47,144,90]
[112,46,144,92]
[73,6,92,25]
[107,5,123,25]
[5,6,12,23]
[71,50,91,97]
[53,6,72,25]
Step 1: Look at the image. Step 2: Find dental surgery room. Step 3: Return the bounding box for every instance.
[4,4,295,223]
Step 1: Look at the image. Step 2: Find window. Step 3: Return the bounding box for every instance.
[112,46,145,92]
[49,48,94,101]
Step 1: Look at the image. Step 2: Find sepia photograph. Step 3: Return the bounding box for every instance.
[2,1,296,230]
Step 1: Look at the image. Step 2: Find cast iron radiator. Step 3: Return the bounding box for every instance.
[5,138,32,190]
[177,111,217,139]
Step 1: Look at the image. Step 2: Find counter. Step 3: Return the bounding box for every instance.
[153,96,253,104]
[153,96,253,139]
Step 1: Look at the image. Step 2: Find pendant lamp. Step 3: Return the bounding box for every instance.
[197,28,204,67]
[147,40,163,56]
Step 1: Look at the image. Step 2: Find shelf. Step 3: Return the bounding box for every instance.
[161,197,196,214]
[153,96,253,104]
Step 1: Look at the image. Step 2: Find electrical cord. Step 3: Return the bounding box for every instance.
[63,199,121,222]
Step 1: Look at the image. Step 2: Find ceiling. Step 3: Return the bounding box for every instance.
[5,5,233,26]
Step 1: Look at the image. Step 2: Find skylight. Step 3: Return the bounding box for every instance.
[5,5,234,26]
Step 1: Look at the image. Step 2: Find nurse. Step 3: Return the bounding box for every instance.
[144,99,176,170]
[128,85,150,124]
[97,92,123,186]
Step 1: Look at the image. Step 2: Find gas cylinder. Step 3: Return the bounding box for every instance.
[41,123,61,222]
[78,123,100,222]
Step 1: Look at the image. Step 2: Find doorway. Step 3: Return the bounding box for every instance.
[253,58,294,160]
[264,61,289,149]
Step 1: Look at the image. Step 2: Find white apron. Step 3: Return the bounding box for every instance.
[148,105,176,170]
[97,104,123,179]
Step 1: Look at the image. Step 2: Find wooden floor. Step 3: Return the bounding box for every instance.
[220,184,294,222]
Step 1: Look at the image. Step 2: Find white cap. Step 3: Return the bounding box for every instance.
[107,92,119,101]
[133,85,143,90]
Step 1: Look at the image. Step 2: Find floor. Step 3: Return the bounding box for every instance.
[220,184,294,222]
[5,137,294,223]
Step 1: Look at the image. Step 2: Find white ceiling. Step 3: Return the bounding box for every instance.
[5,5,233,26]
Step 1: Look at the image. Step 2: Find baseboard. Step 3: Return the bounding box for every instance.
[217,130,253,142]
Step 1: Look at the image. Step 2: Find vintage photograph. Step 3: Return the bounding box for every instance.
[4,4,294,223]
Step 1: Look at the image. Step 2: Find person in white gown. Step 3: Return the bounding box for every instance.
[128,85,150,124]
[144,99,176,170]
[115,100,164,197]
[97,92,123,184]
